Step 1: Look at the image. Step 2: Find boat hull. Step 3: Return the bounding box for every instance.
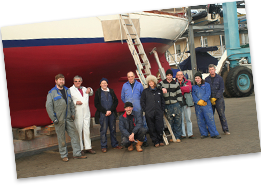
[3,40,172,128]
[1,12,188,128]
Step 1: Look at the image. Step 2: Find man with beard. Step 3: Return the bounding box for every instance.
[46,74,87,162]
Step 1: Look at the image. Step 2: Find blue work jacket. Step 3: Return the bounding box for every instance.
[205,74,224,99]
[192,82,211,105]
[119,111,143,138]
[121,80,144,112]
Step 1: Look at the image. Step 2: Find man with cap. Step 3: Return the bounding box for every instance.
[119,102,147,152]
[157,69,183,143]
[94,78,123,153]
[192,71,221,139]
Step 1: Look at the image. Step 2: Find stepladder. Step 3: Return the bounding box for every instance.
[163,115,177,145]
[119,13,176,145]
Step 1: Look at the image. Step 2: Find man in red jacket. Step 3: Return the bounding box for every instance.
[175,71,195,139]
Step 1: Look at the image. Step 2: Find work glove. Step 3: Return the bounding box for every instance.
[210,98,217,105]
[197,99,206,106]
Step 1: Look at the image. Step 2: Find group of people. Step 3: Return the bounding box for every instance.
[45,64,230,162]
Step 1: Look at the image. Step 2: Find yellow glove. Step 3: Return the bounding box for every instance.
[203,101,207,106]
[197,99,205,106]
[211,98,217,105]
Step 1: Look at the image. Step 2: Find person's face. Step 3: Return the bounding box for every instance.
[195,76,201,84]
[55,78,65,88]
[209,67,216,75]
[127,72,135,84]
[74,78,82,88]
[149,80,155,88]
[166,74,173,81]
[125,106,133,115]
[100,80,108,90]
[176,72,184,81]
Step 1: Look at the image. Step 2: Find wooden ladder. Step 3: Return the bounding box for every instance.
[119,13,176,145]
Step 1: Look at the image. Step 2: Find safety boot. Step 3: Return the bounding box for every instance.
[136,140,143,152]
[128,143,134,151]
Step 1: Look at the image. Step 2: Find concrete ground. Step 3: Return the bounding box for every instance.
[15,94,261,179]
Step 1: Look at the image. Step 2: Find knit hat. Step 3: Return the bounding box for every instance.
[146,75,158,85]
[124,102,133,108]
[166,69,173,76]
[194,71,202,79]
[100,78,108,84]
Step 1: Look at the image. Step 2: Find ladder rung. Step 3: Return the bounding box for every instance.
[128,33,136,35]
[134,43,140,46]
[142,62,149,66]
[139,53,145,55]
[125,24,132,26]
[121,14,129,17]
[144,73,150,76]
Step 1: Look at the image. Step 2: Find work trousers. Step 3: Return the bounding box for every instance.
[122,127,147,147]
[181,105,193,137]
[212,98,229,132]
[74,118,92,151]
[142,114,148,142]
[165,103,182,139]
[145,112,164,145]
[54,118,82,158]
[99,113,119,149]
[195,104,219,137]
[137,109,148,142]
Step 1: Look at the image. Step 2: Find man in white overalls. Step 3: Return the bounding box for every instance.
[70,75,96,155]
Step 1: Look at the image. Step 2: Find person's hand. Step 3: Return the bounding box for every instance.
[162,88,167,94]
[86,88,91,94]
[53,119,58,124]
[129,133,135,142]
[71,115,75,120]
[105,110,111,116]
[211,98,217,105]
[197,99,206,106]
[76,101,83,105]
[203,101,207,106]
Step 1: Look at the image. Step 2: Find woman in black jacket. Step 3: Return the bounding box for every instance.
[94,78,122,153]
[140,75,165,147]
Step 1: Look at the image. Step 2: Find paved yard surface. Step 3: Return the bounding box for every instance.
[15,94,261,178]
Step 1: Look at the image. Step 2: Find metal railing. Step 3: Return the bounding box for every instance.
[166,45,226,66]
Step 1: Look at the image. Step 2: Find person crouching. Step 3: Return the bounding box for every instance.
[140,75,165,147]
[119,102,147,152]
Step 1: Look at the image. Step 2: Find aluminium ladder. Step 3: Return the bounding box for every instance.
[119,13,176,145]
[119,13,151,87]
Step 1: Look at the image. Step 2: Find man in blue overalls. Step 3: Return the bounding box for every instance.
[121,71,149,147]
[205,64,230,135]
